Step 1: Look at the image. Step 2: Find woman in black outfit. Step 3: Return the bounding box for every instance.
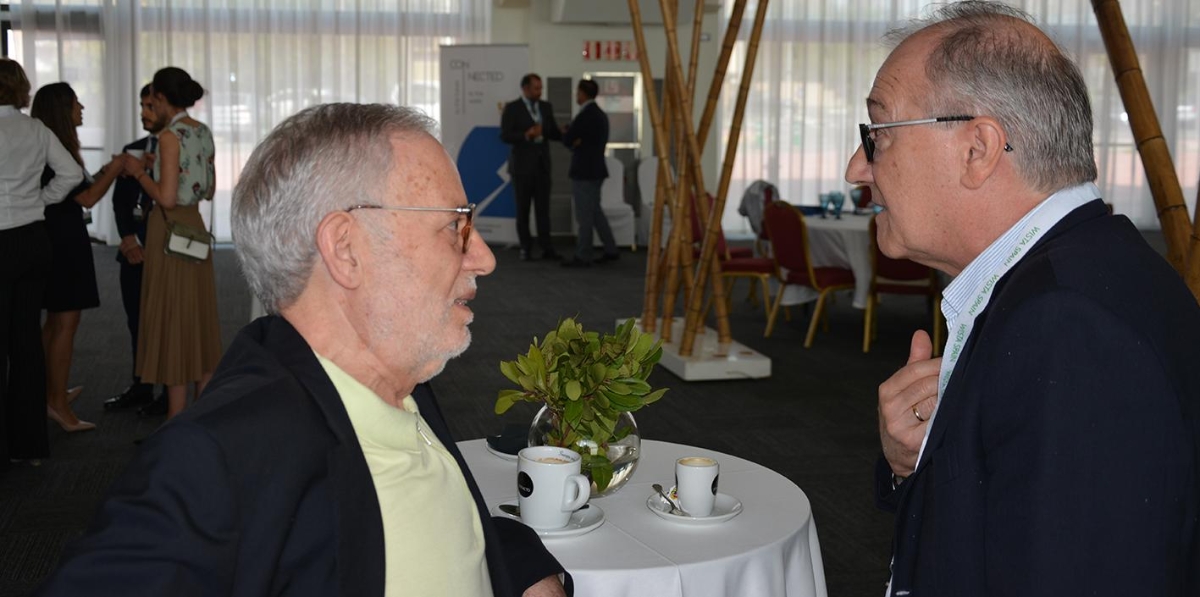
[31,83,133,432]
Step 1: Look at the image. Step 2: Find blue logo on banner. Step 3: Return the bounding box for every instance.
[456,126,514,218]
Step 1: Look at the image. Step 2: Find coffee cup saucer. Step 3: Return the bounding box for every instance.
[485,443,519,462]
[646,487,743,524]
[491,500,605,539]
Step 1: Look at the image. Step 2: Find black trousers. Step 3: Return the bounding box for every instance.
[118,257,147,385]
[0,222,52,463]
[512,169,555,254]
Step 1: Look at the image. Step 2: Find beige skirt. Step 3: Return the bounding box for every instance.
[135,203,222,385]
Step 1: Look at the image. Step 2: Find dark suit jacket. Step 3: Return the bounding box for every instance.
[562,102,609,181]
[111,136,152,265]
[877,200,1200,596]
[500,97,561,177]
[37,316,569,597]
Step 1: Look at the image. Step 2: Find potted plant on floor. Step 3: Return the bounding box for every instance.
[495,317,667,496]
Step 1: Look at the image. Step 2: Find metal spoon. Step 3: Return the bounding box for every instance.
[652,483,683,515]
[499,503,589,518]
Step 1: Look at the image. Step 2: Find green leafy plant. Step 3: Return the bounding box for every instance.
[495,317,667,491]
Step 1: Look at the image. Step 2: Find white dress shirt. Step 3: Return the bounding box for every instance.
[0,105,84,231]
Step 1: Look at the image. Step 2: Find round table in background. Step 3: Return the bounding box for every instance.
[459,438,828,597]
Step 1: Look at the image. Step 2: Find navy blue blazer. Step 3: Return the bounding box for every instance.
[877,200,1200,596]
[562,102,609,181]
[500,97,562,177]
[37,316,568,597]
[111,136,152,265]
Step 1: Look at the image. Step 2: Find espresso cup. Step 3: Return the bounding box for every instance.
[675,456,719,517]
[517,446,590,529]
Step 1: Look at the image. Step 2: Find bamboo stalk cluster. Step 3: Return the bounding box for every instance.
[628,0,768,357]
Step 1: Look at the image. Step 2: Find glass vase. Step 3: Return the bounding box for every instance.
[527,405,640,497]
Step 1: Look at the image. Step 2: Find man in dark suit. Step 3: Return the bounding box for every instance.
[560,79,617,268]
[37,104,570,597]
[103,84,161,412]
[846,2,1200,595]
[501,73,562,261]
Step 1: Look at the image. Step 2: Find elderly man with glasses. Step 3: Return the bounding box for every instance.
[848,2,1200,596]
[37,104,570,597]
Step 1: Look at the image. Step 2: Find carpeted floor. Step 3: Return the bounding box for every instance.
[0,239,955,596]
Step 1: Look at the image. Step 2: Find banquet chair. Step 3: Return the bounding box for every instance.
[690,193,770,314]
[691,193,753,261]
[599,156,636,250]
[762,201,856,346]
[736,180,779,258]
[863,215,944,354]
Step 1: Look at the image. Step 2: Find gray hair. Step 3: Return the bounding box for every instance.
[231,103,438,314]
[886,1,1098,193]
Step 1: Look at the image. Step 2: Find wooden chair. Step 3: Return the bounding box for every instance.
[691,193,776,315]
[863,215,944,354]
[762,201,856,347]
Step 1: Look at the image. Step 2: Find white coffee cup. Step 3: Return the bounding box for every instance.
[517,446,590,529]
[675,456,719,517]
[125,149,145,160]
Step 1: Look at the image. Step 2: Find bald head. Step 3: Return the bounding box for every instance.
[887,1,1097,194]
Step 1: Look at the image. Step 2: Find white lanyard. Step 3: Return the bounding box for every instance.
[916,185,1099,464]
[524,99,541,124]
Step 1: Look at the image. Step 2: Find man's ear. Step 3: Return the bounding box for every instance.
[960,116,1007,190]
[315,212,364,290]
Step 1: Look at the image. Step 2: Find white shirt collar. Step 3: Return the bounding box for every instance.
[942,182,1101,325]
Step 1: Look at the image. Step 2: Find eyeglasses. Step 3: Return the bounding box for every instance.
[345,203,476,254]
[858,115,1013,163]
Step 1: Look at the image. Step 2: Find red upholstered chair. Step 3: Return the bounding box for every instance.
[863,215,944,354]
[691,193,753,261]
[762,201,856,346]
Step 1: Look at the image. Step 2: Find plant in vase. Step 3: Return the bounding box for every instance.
[494,317,667,495]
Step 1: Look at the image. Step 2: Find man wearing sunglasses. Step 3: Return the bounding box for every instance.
[847,2,1200,596]
[37,104,570,597]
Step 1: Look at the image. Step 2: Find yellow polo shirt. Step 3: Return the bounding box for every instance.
[316,354,493,597]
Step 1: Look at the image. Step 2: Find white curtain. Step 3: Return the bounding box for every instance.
[719,0,1200,233]
[10,0,491,242]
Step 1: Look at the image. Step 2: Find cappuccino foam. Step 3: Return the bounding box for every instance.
[535,456,572,464]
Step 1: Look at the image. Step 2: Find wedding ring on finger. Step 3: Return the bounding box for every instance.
[912,404,926,422]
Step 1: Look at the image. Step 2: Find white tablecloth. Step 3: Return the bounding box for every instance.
[780,213,873,309]
[460,439,828,597]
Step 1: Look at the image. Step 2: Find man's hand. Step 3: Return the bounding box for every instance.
[878,330,941,477]
[522,575,567,597]
[119,235,144,265]
[526,124,543,140]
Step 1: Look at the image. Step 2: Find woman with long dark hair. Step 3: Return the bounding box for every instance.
[31,82,132,432]
[122,67,220,418]
[0,59,83,467]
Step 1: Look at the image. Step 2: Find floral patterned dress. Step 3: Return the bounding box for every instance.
[136,118,222,385]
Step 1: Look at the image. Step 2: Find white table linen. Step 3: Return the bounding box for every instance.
[780,213,873,309]
[460,438,828,597]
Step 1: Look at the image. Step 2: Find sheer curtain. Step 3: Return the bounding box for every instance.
[10,0,491,242]
[719,0,1200,233]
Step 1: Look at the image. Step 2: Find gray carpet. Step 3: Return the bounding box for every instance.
[0,239,950,597]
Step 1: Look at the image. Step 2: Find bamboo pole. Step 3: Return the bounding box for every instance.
[696,0,748,154]
[709,0,769,275]
[630,0,682,331]
[1092,0,1194,297]
[686,0,705,101]
[660,0,733,353]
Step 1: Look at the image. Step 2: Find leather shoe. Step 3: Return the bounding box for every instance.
[595,252,620,264]
[104,384,153,410]
[560,258,591,268]
[541,251,562,261]
[138,392,168,417]
[519,249,532,261]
